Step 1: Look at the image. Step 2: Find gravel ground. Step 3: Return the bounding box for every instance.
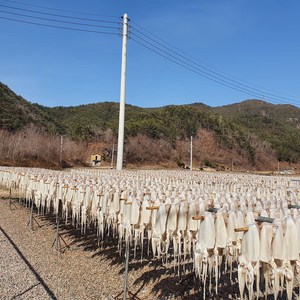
[0,229,51,300]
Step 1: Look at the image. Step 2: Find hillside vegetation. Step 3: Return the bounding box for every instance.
[1,81,299,170]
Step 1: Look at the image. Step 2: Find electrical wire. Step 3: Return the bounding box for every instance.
[130,37,275,102]
[131,27,295,103]
[0,2,298,106]
[0,15,120,35]
[0,0,118,18]
[130,33,299,106]
[0,4,120,24]
[0,9,119,29]
[132,20,300,102]
[132,20,262,88]
[131,21,300,106]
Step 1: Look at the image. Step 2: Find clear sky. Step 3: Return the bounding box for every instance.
[0,0,300,108]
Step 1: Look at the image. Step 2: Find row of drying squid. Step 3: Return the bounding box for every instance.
[1,167,300,299]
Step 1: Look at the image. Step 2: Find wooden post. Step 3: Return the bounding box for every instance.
[146,206,160,210]
[234,227,249,232]
[192,215,205,221]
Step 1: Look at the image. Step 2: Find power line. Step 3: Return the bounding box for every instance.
[132,20,300,102]
[131,21,300,105]
[0,15,120,35]
[130,32,300,106]
[0,3,298,106]
[1,0,118,18]
[130,37,262,100]
[0,4,120,24]
[132,21,262,87]
[130,26,299,105]
[0,9,119,29]
[131,26,297,104]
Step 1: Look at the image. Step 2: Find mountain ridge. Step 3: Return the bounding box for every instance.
[1,81,300,169]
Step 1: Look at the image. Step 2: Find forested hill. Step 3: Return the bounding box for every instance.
[214,100,300,162]
[1,81,300,168]
[0,82,61,133]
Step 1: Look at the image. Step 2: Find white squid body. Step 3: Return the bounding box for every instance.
[151,202,167,259]
[130,198,140,225]
[285,215,299,261]
[130,198,141,258]
[226,211,237,283]
[236,210,245,241]
[119,198,132,251]
[259,222,273,298]
[239,223,260,300]
[80,189,87,234]
[112,190,120,214]
[194,212,215,300]
[166,203,180,270]
[283,216,298,300]
[214,210,227,294]
[90,191,100,224]
[140,197,151,225]
[296,215,300,256]
[270,219,287,300]
[186,202,198,260]
[177,202,189,263]
[177,202,187,232]
[71,189,81,227]
[215,210,227,248]
[137,197,151,259]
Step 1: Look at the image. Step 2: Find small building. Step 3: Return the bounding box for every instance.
[91,154,102,166]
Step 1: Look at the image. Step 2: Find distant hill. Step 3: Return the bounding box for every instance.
[215,99,300,126]
[214,100,300,162]
[1,81,300,168]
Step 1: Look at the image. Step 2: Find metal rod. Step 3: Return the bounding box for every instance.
[29,199,34,230]
[207,207,219,213]
[288,204,300,209]
[9,187,12,210]
[123,240,130,300]
[255,216,274,223]
[56,213,60,254]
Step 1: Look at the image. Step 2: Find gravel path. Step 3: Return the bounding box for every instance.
[0,227,52,300]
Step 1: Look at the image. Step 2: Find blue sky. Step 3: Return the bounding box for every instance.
[0,0,299,108]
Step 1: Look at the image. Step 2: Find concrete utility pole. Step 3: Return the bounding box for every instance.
[190,136,193,171]
[111,144,114,169]
[116,13,129,171]
[59,135,63,166]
